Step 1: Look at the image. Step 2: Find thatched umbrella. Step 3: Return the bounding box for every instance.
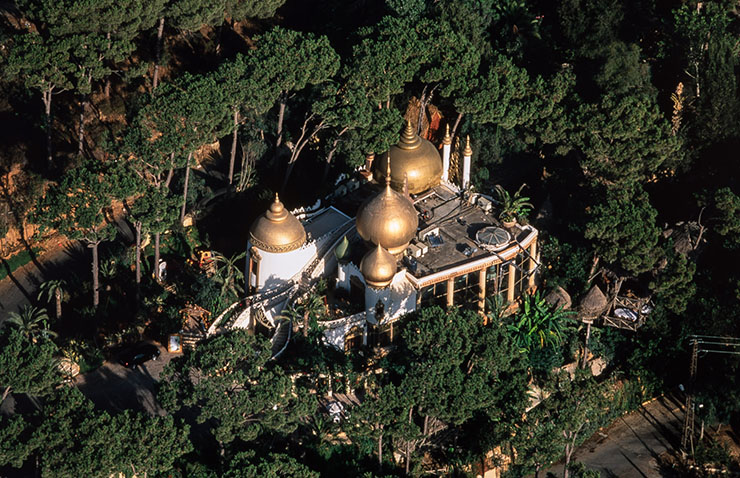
[579,284,608,320]
[545,285,572,310]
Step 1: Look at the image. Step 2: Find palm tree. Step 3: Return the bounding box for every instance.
[6,305,57,341]
[493,184,534,223]
[211,251,246,302]
[507,292,573,353]
[37,279,67,319]
[280,293,326,337]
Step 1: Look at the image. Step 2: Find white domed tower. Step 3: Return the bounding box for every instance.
[247,194,314,291]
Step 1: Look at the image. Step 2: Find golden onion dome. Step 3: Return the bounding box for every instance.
[249,194,306,253]
[360,243,397,289]
[374,121,443,194]
[356,162,419,255]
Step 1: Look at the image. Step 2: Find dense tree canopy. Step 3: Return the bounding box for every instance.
[2,0,740,475]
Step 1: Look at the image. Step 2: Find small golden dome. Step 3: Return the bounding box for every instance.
[374,121,443,194]
[360,243,397,288]
[249,194,306,253]
[356,163,419,255]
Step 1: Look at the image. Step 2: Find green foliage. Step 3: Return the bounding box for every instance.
[224,451,320,478]
[714,187,740,249]
[5,387,192,478]
[505,292,575,353]
[0,247,43,281]
[4,32,76,98]
[584,185,661,275]
[575,92,681,188]
[6,305,56,340]
[0,326,59,400]
[650,248,696,315]
[33,160,116,245]
[511,372,617,475]
[158,329,314,445]
[539,236,591,295]
[567,461,601,478]
[493,183,533,222]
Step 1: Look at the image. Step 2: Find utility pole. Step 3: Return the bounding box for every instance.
[680,335,740,459]
[681,339,698,455]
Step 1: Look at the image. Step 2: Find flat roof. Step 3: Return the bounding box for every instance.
[333,181,538,283]
[407,184,536,279]
[304,206,351,240]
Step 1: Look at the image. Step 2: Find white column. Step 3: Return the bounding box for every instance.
[442,125,451,182]
[462,136,472,190]
[442,144,451,181]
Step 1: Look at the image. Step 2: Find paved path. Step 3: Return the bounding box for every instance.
[543,394,684,478]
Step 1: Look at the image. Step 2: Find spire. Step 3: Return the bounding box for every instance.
[399,119,421,150]
[385,155,392,188]
[443,124,452,145]
[463,135,473,157]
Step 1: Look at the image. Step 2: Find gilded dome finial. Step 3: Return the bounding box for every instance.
[443,124,452,145]
[463,135,473,156]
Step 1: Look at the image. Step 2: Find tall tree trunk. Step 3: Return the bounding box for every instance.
[164,162,174,189]
[322,127,348,184]
[405,405,413,475]
[276,98,286,147]
[180,152,192,223]
[78,97,87,156]
[152,17,165,90]
[378,431,383,467]
[229,108,239,184]
[135,220,141,301]
[154,232,161,282]
[1,385,10,405]
[91,241,100,309]
[43,87,53,165]
[281,117,323,191]
[104,32,112,99]
[451,112,463,139]
[55,288,62,319]
[416,85,428,135]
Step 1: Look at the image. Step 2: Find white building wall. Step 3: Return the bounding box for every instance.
[250,241,317,291]
[336,262,364,292]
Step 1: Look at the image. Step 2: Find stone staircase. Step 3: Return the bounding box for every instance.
[270,318,292,358]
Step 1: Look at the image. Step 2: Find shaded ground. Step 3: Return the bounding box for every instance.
[74,341,175,415]
[542,394,685,478]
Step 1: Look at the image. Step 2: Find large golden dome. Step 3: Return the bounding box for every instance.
[249,194,306,253]
[373,121,443,194]
[360,243,396,288]
[356,163,419,255]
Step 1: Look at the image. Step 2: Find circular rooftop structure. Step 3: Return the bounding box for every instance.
[475,226,511,252]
